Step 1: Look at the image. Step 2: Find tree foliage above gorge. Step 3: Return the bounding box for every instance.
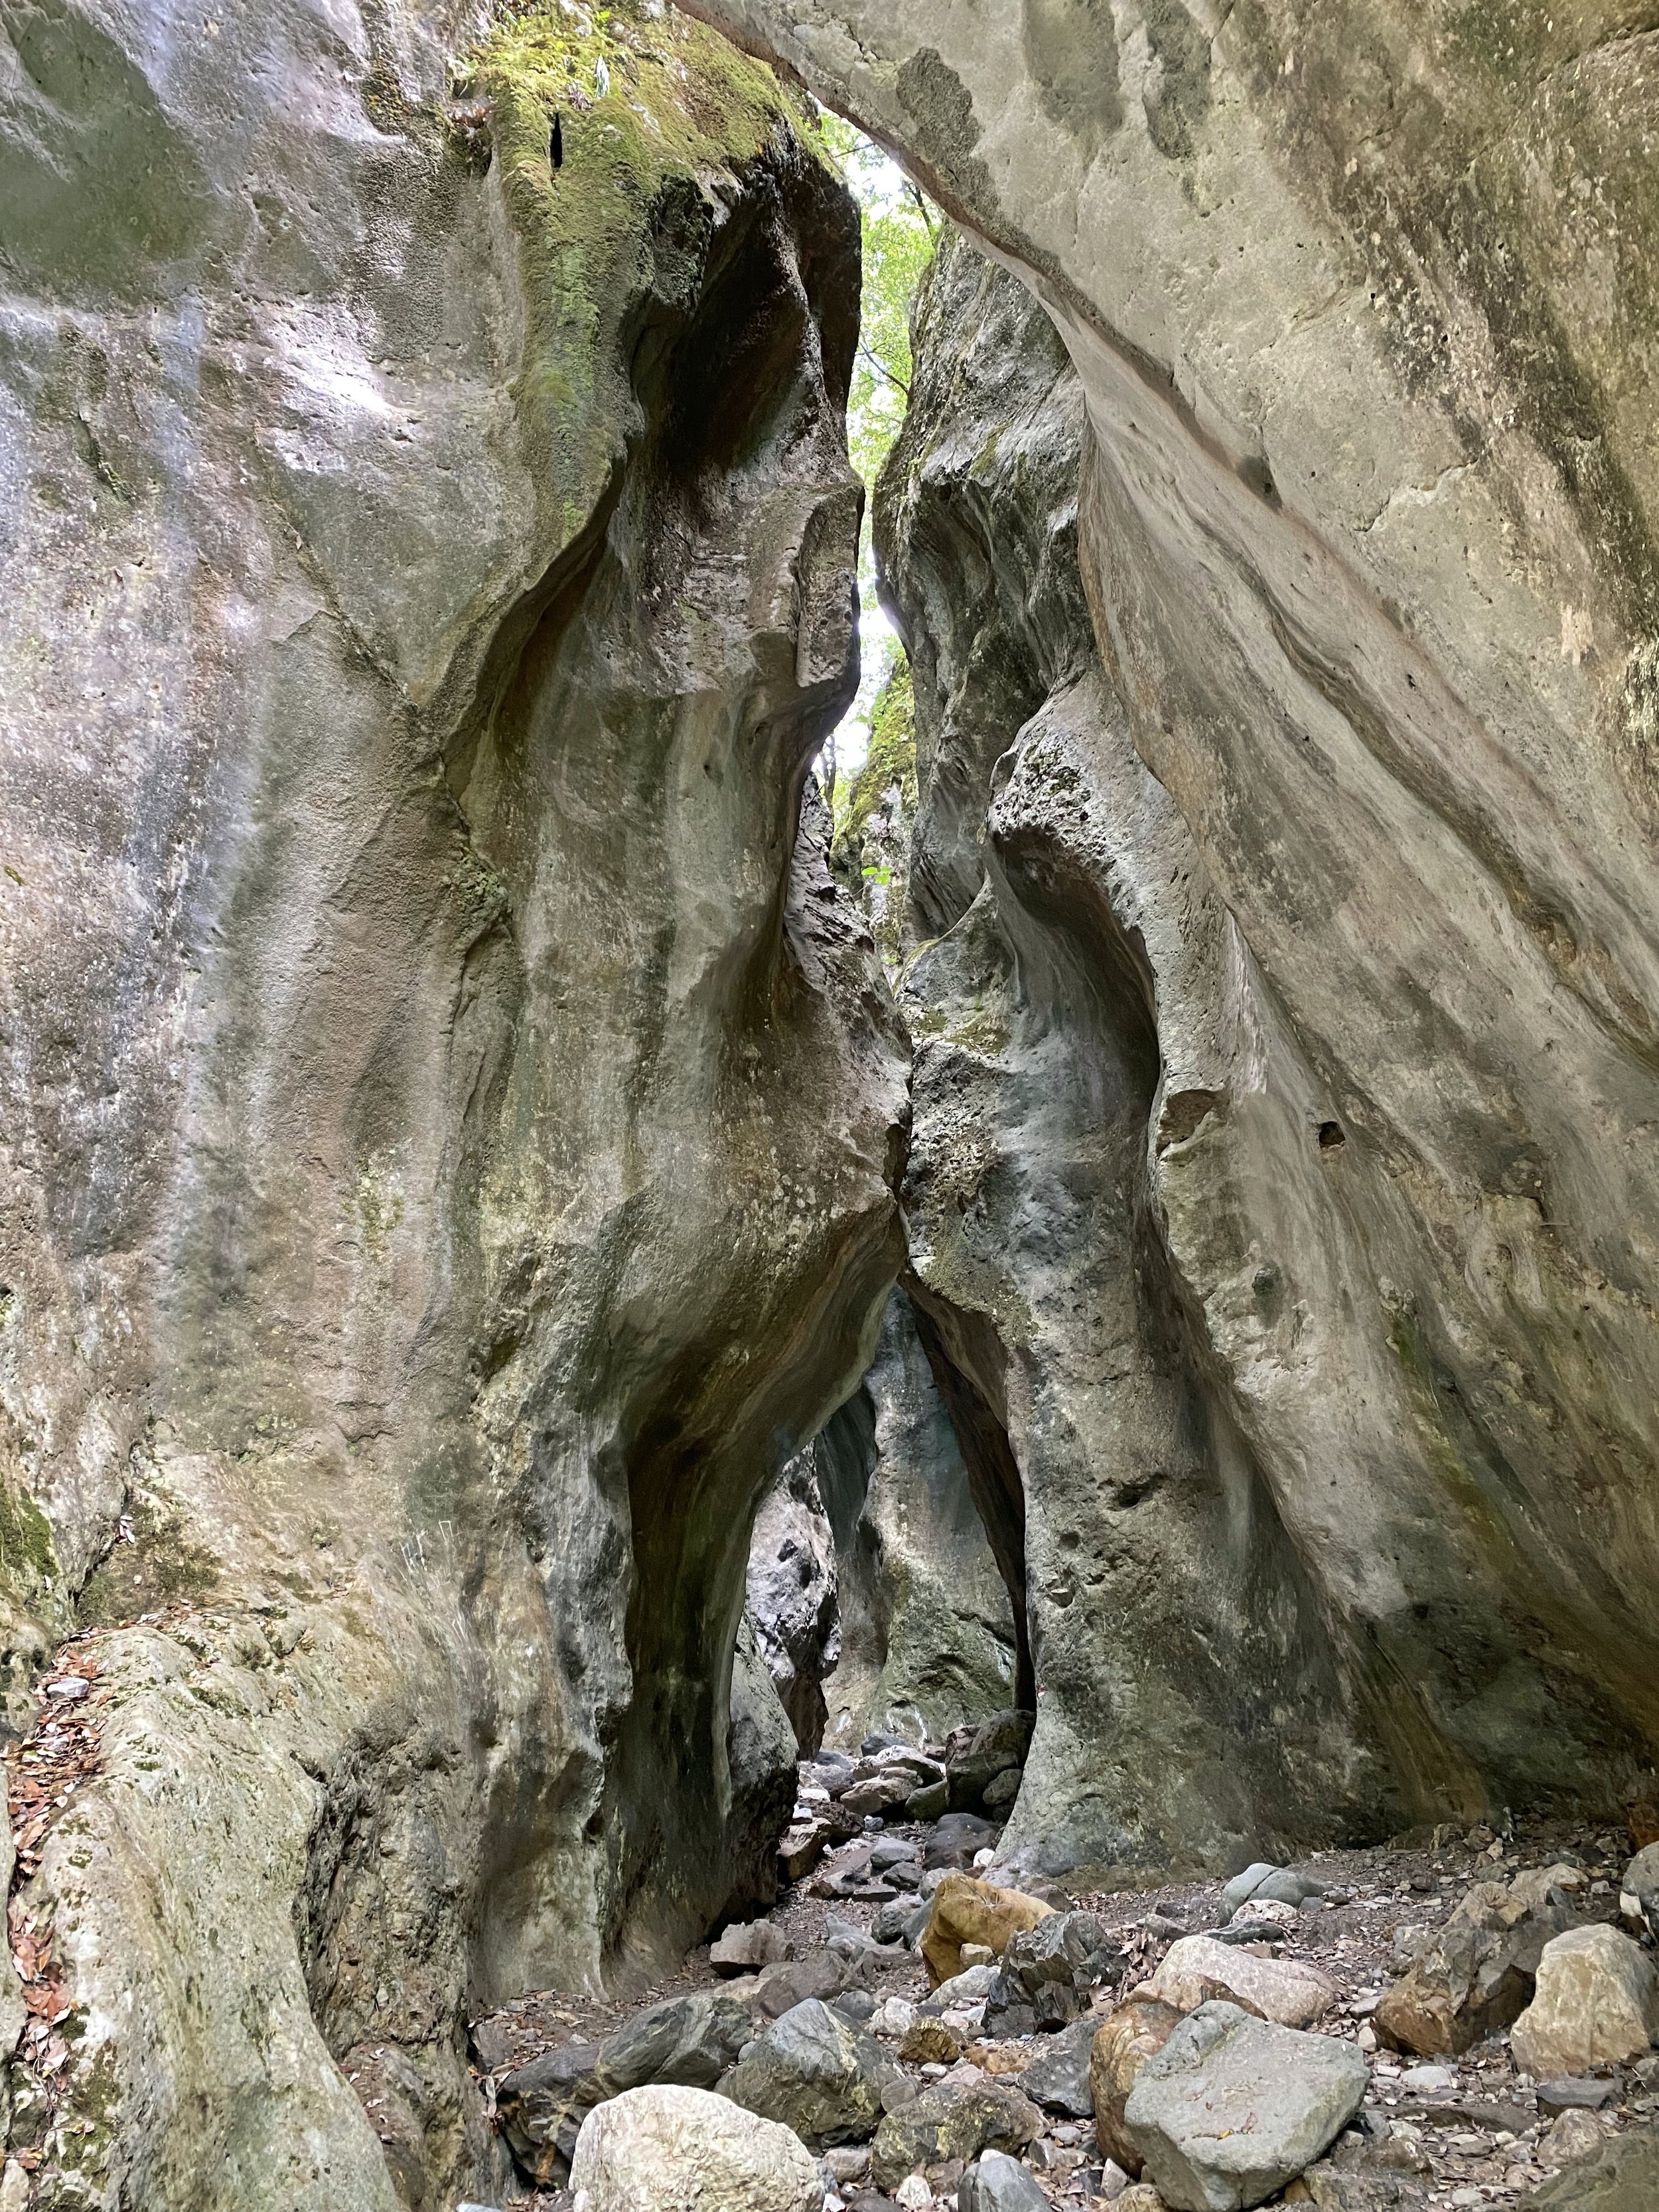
[812,110,938,500]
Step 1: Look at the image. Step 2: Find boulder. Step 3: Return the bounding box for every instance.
[1092,1998,1183,2177]
[717,1998,903,2148]
[843,1770,920,1819]
[871,1838,922,1871]
[1017,2013,1097,2116]
[1374,1876,1573,2055]
[907,1781,950,1822]
[1510,1924,1659,2077]
[499,1990,752,2183]
[987,1910,1123,2032]
[869,2081,1044,2191]
[1536,2076,1621,2116]
[946,1712,1035,1814]
[924,1814,1001,1871]
[898,2020,965,2065]
[921,1874,1052,1987]
[781,1825,835,1883]
[713,1921,792,1976]
[1508,1862,1589,1915]
[1123,2001,1370,2210]
[957,2148,1050,2212]
[982,1769,1021,1814]
[569,2084,824,2212]
[1527,2126,1659,2210]
[872,1900,916,1947]
[1254,1870,1327,1908]
[1137,1936,1335,2029]
[758,1953,861,2022]
[1621,1844,1659,1942]
[930,1962,999,2009]
[499,2040,610,2186]
[1221,1865,1280,1917]
[1540,2108,1616,2168]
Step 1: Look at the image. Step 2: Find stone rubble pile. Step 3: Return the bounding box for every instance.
[487,1793,1659,2212]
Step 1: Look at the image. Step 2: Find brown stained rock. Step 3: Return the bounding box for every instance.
[1376,1879,1573,2056]
[899,2020,966,2065]
[1091,1998,1183,2177]
[921,1874,1052,1988]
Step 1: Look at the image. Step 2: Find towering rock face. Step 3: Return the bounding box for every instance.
[881,235,1379,1879]
[689,0,1659,1858]
[823,1287,1021,1750]
[0,3,902,2205]
[747,1286,1019,1753]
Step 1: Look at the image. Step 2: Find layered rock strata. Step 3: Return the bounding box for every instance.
[690,0,1659,1862]
[0,3,902,2204]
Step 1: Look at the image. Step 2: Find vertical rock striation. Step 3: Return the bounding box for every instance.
[879,236,1370,1880]
[0,2,901,2204]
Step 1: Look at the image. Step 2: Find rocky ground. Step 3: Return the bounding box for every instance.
[469,1726,1659,2210]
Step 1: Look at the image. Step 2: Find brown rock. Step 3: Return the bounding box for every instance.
[899,2020,966,2065]
[1090,1997,1182,2176]
[921,1873,1052,1988]
[1375,1876,1573,2056]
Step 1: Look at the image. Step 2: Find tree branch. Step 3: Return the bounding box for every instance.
[858,340,910,398]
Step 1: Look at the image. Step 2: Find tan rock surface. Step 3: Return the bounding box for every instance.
[1136,1937,1336,2029]
[921,1873,1054,1988]
[1511,1925,1659,2078]
[1092,1998,1183,2177]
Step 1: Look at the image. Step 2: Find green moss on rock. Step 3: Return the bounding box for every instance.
[76,1491,220,1629]
[463,0,816,541]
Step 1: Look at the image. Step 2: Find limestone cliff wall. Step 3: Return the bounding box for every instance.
[0,3,902,2205]
[685,0,1659,1861]
[746,1284,1017,1754]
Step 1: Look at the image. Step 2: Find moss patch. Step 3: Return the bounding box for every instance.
[460,0,812,543]
[833,657,917,856]
[76,1492,220,1629]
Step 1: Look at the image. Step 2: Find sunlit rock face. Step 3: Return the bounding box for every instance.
[691,0,1659,1859]
[0,2,902,2203]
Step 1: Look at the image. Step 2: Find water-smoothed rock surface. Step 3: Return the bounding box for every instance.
[687,0,1659,1872]
[747,1283,1019,1753]
[0,2,904,2204]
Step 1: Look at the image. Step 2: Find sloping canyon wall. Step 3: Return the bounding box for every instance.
[690,0,1659,1863]
[5,0,1659,2205]
[0,3,903,2204]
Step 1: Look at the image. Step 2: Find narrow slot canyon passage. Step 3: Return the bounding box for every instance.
[5,1,1659,2209]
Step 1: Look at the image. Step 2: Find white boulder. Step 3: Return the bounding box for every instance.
[570,2084,824,2212]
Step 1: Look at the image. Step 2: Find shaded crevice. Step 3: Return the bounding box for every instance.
[899,1283,1034,1718]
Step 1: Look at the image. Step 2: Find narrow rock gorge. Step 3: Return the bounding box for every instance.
[2,0,1659,2206]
